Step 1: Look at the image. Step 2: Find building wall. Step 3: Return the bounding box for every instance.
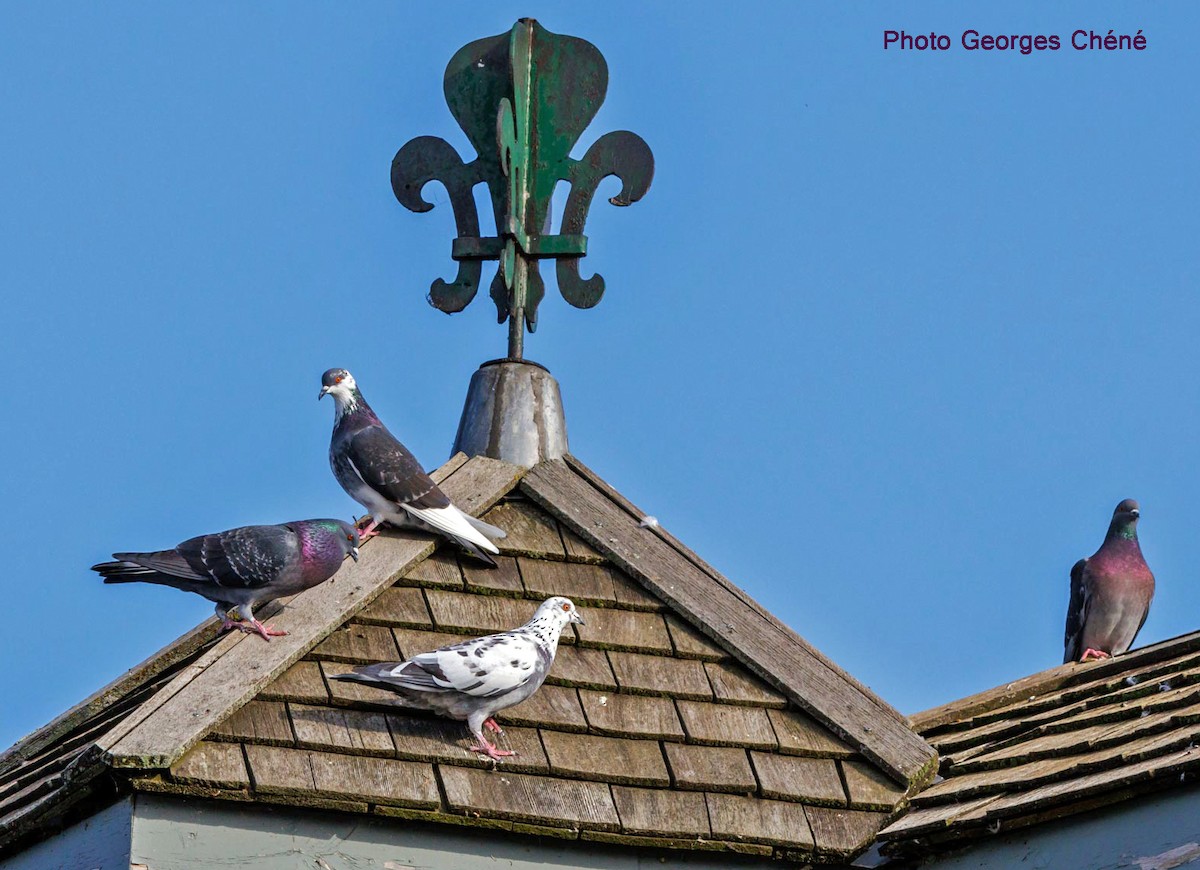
[0,798,131,870]
[129,794,782,870]
[910,786,1200,870]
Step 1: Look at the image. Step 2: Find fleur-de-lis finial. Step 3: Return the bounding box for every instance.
[391,19,654,359]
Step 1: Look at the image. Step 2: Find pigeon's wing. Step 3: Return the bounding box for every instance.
[369,633,541,698]
[173,525,298,590]
[344,424,450,511]
[1063,558,1089,664]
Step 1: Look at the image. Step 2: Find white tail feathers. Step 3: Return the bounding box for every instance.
[465,515,507,540]
[400,504,501,555]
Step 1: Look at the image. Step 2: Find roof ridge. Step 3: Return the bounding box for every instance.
[521,456,937,789]
[912,628,1200,734]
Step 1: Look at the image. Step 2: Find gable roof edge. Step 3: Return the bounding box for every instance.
[521,455,937,789]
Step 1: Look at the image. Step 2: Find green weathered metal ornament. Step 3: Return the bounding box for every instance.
[391,19,654,359]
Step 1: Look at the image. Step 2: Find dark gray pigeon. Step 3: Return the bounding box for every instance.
[92,519,360,640]
[319,368,505,565]
[1064,499,1155,663]
[330,596,584,759]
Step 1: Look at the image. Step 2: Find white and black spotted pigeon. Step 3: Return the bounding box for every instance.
[1064,499,1156,663]
[319,368,505,565]
[92,519,360,640]
[330,596,584,759]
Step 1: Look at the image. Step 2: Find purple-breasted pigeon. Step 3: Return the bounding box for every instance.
[319,368,505,565]
[330,596,584,759]
[1063,499,1155,663]
[92,519,359,640]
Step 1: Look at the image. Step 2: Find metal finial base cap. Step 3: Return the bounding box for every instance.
[452,360,568,468]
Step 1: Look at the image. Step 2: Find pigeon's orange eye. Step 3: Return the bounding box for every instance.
[561,603,570,612]
[347,534,354,541]
[335,376,343,383]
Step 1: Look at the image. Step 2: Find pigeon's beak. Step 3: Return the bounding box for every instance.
[572,612,586,626]
[319,386,330,400]
[1130,509,1140,519]
[349,547,360,562]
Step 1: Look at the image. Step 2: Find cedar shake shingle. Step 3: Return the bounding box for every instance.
[750,752,845,805]
[607,651,712,699]
[260,660,329,705]
[842,759,907,810]
[677,700,777,749]
[662,743,756,793]
[439,766,619,830]
[462,555,524,595]
[574,608,670,653]
[541,731,669,786]
[288,704,394,756]
[665,615,726,661]
[391,627,472,658]
[769,708,854,757]
[171,741,249,789]
[481,500,567,559]
[210,700,294,746]
[320,660,400,708]
[705,661,787,707]
[399,550,464,588]
[245,744,315,794]
[356,587,432,627]
[549,645,617,690]
[706,792,815,847]
[579,690,685,740]
[519,558,617,605]
[308,753,440,808]
[611,786,710,837]
[426,590,569,641]
[310,623,400,662]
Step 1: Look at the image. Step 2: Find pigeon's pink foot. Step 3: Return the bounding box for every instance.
[233,620,288,641]
[484,717,504,734]
[1080,648,1111,662]
[357,518,382,540]
[469,737,517,759]
[218,618,240,633]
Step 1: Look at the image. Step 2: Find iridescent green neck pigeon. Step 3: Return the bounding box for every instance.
[92,519,359,640]
[1063,499,1155,663]
[319,368,505,565]
[330,596,584,759]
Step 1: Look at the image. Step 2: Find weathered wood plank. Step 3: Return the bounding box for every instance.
[547,645,617,690]
[769,708,854,758]
[104,454,524,770]
[560,525,605,563]
[518,558,617,605]
[499,685,587,732]
[169,741,249,789]
[355,587,432,627]
[243,744,315,794]
[610,785,710,837]
[540,730,669,786]
[425,589,560,639]
[307,753,440,808]
[749,752,845,805]
[676,700,777,749]
[399,550,465,589]
[523,458,934,787]
[805,806,888,857]
[841,758,908,810]
[288,704,394,757]
[665,615,726,661]
[579,689,684,740]
[706,792,815,847]
[461,555,523,595]
[574,607,671,653]
[309,623,400,663]
[662,742,756,793]
[258,661,329,705]
[705,661,787,708]
[438,765,620,830]
[480,499,567,559]
[607,651,712,700]
[209,700,294,746]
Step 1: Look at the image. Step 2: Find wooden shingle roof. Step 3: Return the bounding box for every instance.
[877,631,1200,857]
[0,453,935,865]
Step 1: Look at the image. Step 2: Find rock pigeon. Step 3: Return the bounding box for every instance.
[330,596,584,759]
[319,368,505,565]
[92,519,360,641]
[1064,499,1155,663]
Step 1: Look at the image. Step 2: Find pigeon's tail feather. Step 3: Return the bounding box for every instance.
[465,515,507,540]
[331,662,448,695]
[458,541,499,568]
[93,549,209,586]
[92,560,161,584]
[400,504,501,557]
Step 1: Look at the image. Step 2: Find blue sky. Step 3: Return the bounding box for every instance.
[1,2,1197,750]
